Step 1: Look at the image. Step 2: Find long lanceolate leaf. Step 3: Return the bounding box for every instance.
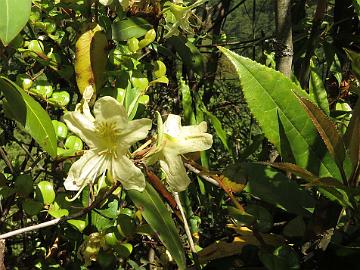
[295,95,348,181]
[127,183,186,270]
[344,99,360,182]
[309,62,330,115]
[218,47,341,180]
[0,77,57,158]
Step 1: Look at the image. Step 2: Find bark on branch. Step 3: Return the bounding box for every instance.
[275,0,293,78]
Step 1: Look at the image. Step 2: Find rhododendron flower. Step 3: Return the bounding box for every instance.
[63,96,152,192]
[147,114,213,192]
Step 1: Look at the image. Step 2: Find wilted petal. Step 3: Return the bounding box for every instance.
[64,111,98,148]
[93,96,127,123]
[120,118,152,147]
[64,150,107,191]
[110,154,146,191]
[160,153,190,192]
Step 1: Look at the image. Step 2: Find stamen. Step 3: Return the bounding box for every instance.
[65,180,89,202]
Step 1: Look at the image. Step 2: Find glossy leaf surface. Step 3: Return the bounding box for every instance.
[127,183,186,270]
[0,77,57,157]
[0,0,31,45]
[219,47,341,180]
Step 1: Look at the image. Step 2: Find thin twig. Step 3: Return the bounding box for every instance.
[0,182,121,239]
[206,0,247,34]
[0,146,14,174]
[145,168,183,222]
[0,219,61,239]
[184,162,219,186]
[173,192,196,253]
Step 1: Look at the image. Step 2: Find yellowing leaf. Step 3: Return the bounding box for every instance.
[75,24,107,95]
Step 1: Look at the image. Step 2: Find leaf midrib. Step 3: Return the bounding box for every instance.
[233,53,335,178]
[22,93,57,156]
[143,189,184,266]
[5,0,10,40]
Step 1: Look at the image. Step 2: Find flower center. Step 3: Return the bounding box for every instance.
[95,120,120,156]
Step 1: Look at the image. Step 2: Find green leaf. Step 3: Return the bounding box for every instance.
[48,207,69,218]
[344,99,360,175]
[259,245,300,270]
[351,0,360,21]
[52,120,68,139]
[153,60,167,78]
[296,95,347,174]
[202,107,231,153]
[36,181,56,205]
[283,216,306,238]
[345,48,360,80]
[242,204,273,233]
[218,47,341,180]
[309,61,329,115]
[259,162,317,182]
[330,53,342,85]
[114,243,133,259]
[0,0,31,45]
[67,219,87,232]
[15,174,33,197]
[127,183,186,270]
[262,162,351,206]
[180,79,196,124]
[48,91,70,107]
[167,37,204,74]
[117,214,136,238]
[92,199,118,231]
[64,135,83,151]
[112,17,152,41]
[22,199,43,216]
[236,163,315,216]
[0,77,57,157]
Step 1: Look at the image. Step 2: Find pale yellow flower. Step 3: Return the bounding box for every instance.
[147,114,213,191]
[64,96,152,192]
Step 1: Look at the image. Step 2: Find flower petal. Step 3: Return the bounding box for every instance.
[93,96,127,122]
[163,114,182,138]
[110,155,145,191]
[120,118,152,147]
[181,121,208,136]
[166,133,213,155]
[64,150,107,191]
[64,111,98,148]
[160,153,190,192]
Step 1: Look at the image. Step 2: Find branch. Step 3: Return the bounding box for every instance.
[206,0,247,34]
[184,162,219,186]
[0,182,121,239]
[184,161,245,212]
[145,168,183,222]
[0,146,14,174]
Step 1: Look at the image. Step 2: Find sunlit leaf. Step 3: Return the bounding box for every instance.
[112,17,152,41]
[0,0,31,45]
[127,183,186,270]
[296,95,347,172]
[219,46,342,180]
[180,78,196,124]
[0,77,57,157]
[309,61,329,115]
